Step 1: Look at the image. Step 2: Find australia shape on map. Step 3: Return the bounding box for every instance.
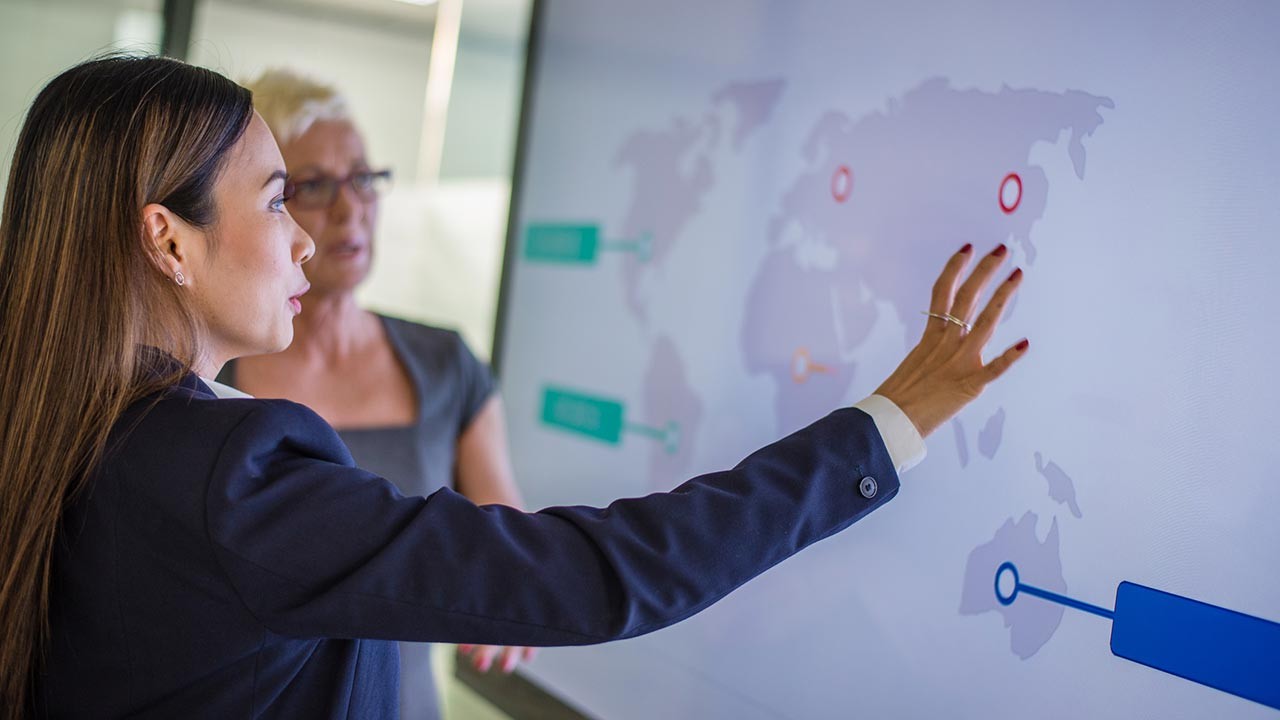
[960,512,1067,659]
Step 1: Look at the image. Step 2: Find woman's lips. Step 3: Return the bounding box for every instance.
[327,240,366,259]
[288,282,311,315]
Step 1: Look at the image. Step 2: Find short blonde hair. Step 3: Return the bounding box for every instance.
[243,68,351,145]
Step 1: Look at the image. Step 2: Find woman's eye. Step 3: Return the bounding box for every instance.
[291,180,321,199]
[270,196,287,212]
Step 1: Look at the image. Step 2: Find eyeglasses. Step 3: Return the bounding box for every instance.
[286,169,393,211]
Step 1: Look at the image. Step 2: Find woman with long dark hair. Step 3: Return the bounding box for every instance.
[0,55,1027,718]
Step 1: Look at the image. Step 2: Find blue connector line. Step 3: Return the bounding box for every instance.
[994,561,1280,711]
[994,561,1113,619]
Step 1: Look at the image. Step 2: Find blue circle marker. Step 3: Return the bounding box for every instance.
[995,561,1020,606]
[993,560,1113,618]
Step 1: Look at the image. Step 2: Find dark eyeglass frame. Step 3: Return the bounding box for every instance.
[285,169,393,210]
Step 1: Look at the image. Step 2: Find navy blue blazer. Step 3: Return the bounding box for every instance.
[37,374,900,718]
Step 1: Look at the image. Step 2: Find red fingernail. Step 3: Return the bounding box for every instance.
[1016,339,1030,352]
[992,244,1008,257]
[960,243,973,254]
[1008,268,1022,282]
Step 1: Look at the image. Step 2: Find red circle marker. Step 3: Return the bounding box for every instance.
[831,165,853,203]
[999,172,1022,214]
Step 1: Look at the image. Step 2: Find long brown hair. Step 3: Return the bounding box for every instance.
[0,55,252,715]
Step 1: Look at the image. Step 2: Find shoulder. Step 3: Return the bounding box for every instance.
[378,314,478,373]
[115,390,354,473]
[380,314,465,352]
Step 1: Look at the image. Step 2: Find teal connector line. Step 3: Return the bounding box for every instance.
[599,232,653,262]
[623,420,680,455]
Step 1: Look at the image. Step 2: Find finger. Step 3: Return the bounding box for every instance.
[459,644,474,655]
[500,647,520,674]
[977,338,1030,385]
[473,645,499,672]
[950,243,1008,325]
[925,244,974,338]
[522,647,539,663]
[964,267,1023,350]
[928,243,973,315]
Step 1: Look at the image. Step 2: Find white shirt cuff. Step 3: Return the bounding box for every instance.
[851,394,927,474]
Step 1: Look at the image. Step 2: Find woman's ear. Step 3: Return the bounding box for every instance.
[140,203,187,279]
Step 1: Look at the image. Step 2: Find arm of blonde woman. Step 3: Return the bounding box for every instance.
[454,396,539,673]
[454,397,522,508]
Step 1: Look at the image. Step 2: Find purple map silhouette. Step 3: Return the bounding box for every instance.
[960,512,1067,659]
[953,419,971,468]
[614,117,715,322]
[979,406,1007,459]
[741,77,1112,435]
[614,80,786,323]
[713,78,786,150]
[642,336,704,492]
[1036,451,1083,518]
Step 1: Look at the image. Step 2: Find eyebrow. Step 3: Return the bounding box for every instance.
[262,169,288,189]
[292,161,371,176]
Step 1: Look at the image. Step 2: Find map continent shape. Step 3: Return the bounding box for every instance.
[1036,451,1083,518]
[742,77,1112,435]
[960,512,1067,659]
[642,336,704,492]
[614,80,787,322]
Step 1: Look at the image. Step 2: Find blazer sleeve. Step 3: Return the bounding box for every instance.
[204,400,901,646]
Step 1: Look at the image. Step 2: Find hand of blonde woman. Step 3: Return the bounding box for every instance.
[874,243,1029,438]
[458,644,539,674]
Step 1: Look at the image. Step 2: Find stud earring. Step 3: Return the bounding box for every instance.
[174,270,185,286]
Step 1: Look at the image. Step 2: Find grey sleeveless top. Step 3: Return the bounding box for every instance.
[217,314,496,720]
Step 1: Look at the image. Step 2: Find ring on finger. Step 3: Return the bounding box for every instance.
[921,310,972,332]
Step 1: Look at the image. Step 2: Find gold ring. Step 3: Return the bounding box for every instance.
[921,311,972,332]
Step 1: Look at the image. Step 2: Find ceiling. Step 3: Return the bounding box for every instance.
[4,0,530,47]
[210,0,437,36]
[208,0,528,41]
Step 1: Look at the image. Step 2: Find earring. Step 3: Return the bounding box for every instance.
[174,270,185,286]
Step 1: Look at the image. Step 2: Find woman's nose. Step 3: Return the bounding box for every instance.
[329,181,364,224]
[295,223,316,264]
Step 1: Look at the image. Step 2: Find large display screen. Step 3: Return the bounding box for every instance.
[494,1,1280,716]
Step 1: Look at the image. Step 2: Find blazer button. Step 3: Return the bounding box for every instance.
[859,476,878,499]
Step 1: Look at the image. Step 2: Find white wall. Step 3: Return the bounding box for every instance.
[440,28,528,180]
[189,1,433,186]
